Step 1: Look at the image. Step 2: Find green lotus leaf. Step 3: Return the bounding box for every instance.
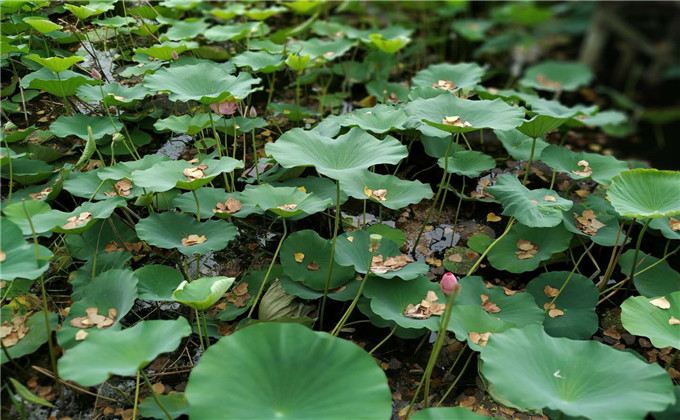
[365,80,410,103]
[29,196,126,235]
[357,298,427,339]
[172,188,257,219]
[443,246,480,275]
[618,249,680,298]
[135,265,185,301]
[540,144,629,185]
[280,230,356,291]
[231,50,285,73]
[520,60,594,92]
[369,33,410,54]
[50,114,123,141]
[0,147,25,165]
[62,169,140,200]
[452,19,494,41]
[57,268,138,349]
[411,407,490,420]
[655,387,680,420]
[405,94,525,136]
[100,129,151,156]
[153,113,216,135]
[289,38,355,61]
[268,102,318,121]
[265,127,408,179]
[130,156,243,192]
[336,170,433,210]
[334,230,428,280]
[64,2,112,19]
[0,157,54,185]
[621,291,680,350]
[438,150,496,178]
[239,184,330,218]
[0,310,58,364]
[20,68,98,97]
[0,218,52,281]
[487,224,572,273]
[136,212,237,256]
[608,169,680,218]
[77,82,150,107]
[185,322,391,420]
[525,271,598,339]
[97,154,170,181]
[210,3,246,19]
[143,62,261,103]
[516,114,569,138]
[339,104,411,133]
[23,16,62,33]
[93,16,137,27]
[204,22,269,42]
[421,136,467,158]
[486,175,573,227]
[59,318,192,387]
[161,19,209,41]
[2,200,52,236]
[494,129,549,161]
[480,325,675,420]
[280,274,361,302]
[65,217,138,260]
[2,176,61,207]
[570,110,628,128]
[24,54,84,73]
[139,392,188,420]
[216,266,281,321]
[412,62,485,91]
[172,276,235,311]
[363,275,443,331]
[366,224,406,248]
[562,196,628,247]
[134,41,199,60]
[244,6,287,20]
[273,176,349,207]
[649,216,680,240]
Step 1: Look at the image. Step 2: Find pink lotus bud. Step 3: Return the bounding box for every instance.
[209,100,237,115]
[440,272,459,296]
[91,68,102,80]
[172,50,179,60]
[248,106,257,118]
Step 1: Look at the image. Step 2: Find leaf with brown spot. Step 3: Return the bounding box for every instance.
[469,332,491,347]
[181,234,207,246]
[544,195,556,202]
[548,308,565,318]
[670,218,680,232]
[233,282,248,296]
[503,287,517,296]
[75,330,88,341]
[481,300,501,314]
[448,253,462,263]
[650,297,671,309]
[0,249,6,262]
[544,286,559,298]
[294,252,305,263]
[277,204,298,210]
[669,316,680,326]
[571,160,593,177]
[307,262,320,271]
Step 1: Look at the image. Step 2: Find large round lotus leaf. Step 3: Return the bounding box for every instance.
[363,275,443,331]
[216,266,282,321]
[50,114,123,141]
[412,62,485,91]
[77,82,150,107]
[357,298,427,339]
[520,61,594,92]
[173,276,235,311]
[153,113,215,135]
[487,224,572,273]
[274,176,349,207]
[404,94,525,136]
[185,322,392,420]
[23,16,63,33]
[97,154,170,181]
[30,196,126,235]
[63,169,145,200]
[452,19,494,41]
[608,169,680,218]
[410,407,491,420]
[445,304,514,352]
[134,41,199,60]
[64,2,113,19]
[280,230,355,291]
[525,97,593,120]
[204,22,269,42]
[456,276,544,328]
[339,104,411,134]
[239,184,330,218]
[136,212,238,256]
[486,175,573,228]
[480,325,675,420]
[59,318,192,387]
[0,310,58,364]
[334,230,428,280]
[438,150,496,178]
[143,62,261,103]
[621,291,680,349]
[540,144,629,185]
[288,38,355,60]
[526,271,598,340]
[336,170,433,210]
[649,216,680,240]
[65,218,138,260]
[232,50,285,72]
[161,19,209,41]
[130,156,243,192]
[0,158,54,185]
[20,68,98,97]
[172,188,257,220]
[25,54,84,73]
[655,387,680,420]
[266,127,407,180]
[135,265,185,301]
[562,197,628,247]
[2,199,51,238]
[494,129,549,161]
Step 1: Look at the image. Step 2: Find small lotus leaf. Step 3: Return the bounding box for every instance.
[134,41,199,60]
[231,50,285,72]
[520,61,594,92]
[0,310,58,364]
[487,224,572,273]
[411,407,490,420]
[339,104,410,133]
[608,169,680,218]
[172,276,235,311]
[153,113,215,135]
[540,144,629,185]
[24,54,84,73]
[29,197,126,235]
[412,62,485,91]
[494,129,549,161]
[0,158,54,185]
[621,291,680,350]
[562,197,628,247]
[77,82,150,107]
[136,265,185,301]
[239,184,330,218]
[336,170,433,210]
[50,114,123,141]
[618,249,680,298]
[130,156,243,192]
[438,150,496,178]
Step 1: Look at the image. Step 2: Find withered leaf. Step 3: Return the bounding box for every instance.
[181,234,207,246]
[442,115,472,128]
[277,204,298,210]
[307,262,320,271]
[469,332,491,347]
[294,252,305,263]
[62,212,92,229]
[669,218,680,232]
[669,316,680,326]
[0,249,5,262]
[548,308,565,318]
[404,292,446,319]
[574,209,606,236]
[571,160,593,177]
[516,239,538,259]
[486,212,501,222]
[29,187,52,200]
[213,197,242,214]
[432,79,456,91]
[503,287,517,296]
[544,195,556,202]
[75,330,89,341]
[448,253,463,263]
[536,73,562,89]
[650,297,671,309]
[233,282,248,296]
[544,286,559,298]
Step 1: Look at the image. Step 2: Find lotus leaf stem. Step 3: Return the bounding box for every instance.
[599,220,635,290]
[132,370,141,420]
[140,370,173,420]
[319,181,341,330]
[194,308,206,351]
[247,218,287,318]
[369,326,397,355]
[628,218,651,287]
[437,349,475,407]
[545,242,595,314]
[521,136,537,185]
[4,138,13,204]
[191,189,201,220]
[448,177,466,247]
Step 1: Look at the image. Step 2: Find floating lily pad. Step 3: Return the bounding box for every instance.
[266,127,408,180]
[486,175,573,228]
[540,144,629,185]
[59,318,192,387]
[494,129,549,161]
[412,62,485,91]
[480,325,675,420]
[336,170,433,210]
[618,249,680,298]
[173,276,235,311]
[135,265,185,301]
[143,61,261,103]
[520,61,594,92]
[136,212,238,256]
[608,169,680,218]
[526,272,598,339]
[130,156,243,192]
[438,150,496,178]
[487,224,572,273]
[239,184,330,218]
[280,230,355,291]
[621,291,680,350]
[185,322,392,420]
[0,310,58,364]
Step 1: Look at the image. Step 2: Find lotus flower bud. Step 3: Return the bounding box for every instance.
[4,121,17,131]
[90,67,102,80]
[248,106,257,118]
[440,272,459,296]
[369,233,382,252]
[112,132,124,143]
[210,100,237,115]
[172,50,179,60]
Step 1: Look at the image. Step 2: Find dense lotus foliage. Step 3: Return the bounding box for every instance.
[1,1,679,420]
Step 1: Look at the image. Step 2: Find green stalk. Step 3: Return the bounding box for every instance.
[436,172,453,221]
[331,242,376,336]
[251,123,260,184]
[206,108,231,191]
[191,189,201,220]
[544,242,595,314]
[132,370,141,420]
[4,138,13,204]
[201,309,210,349]
[247,218,287,318]
[369,326,397,355]
[436,349,475,406]
[194,308,205,351]
[448,177,466,247]
[319,181,341,330]
[140,371,173,420]
[628,218,651,286]
[522,137,537,185]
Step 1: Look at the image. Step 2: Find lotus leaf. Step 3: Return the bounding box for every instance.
[487,224,572,273]
[77,82,150,107]
[216,266,282,321]
[273,176,349,207]
[28,196,126,235]
[24,54,84,73]
[562,196,628,247]
[130,156,243,192]
[161,19,209,41]
[520,60,594,92]
[136,265,185,301]
[608,169,680,218]
[173,276,235,310]
[204,22,269,42]
[0,310,58,364]
[231,50,285,73]
[50,114,123,141]
[618,249,680,298]
[649,216,680,240]
[134,41,199,60]
[621,291,680,349]
[153,113,215,135]
[336,170,433,210]
[20,68,98,97]
[411,407,490,420]
[2,200,52,236]
[494,129,549,161]
[540,144,629,185]
[412,62,485,91]
[339,104,411,133]
[289,38,355,61]
[239,184,330,218]
[0,218,52,281]
[139,392,189,419]
[59,318,192,386]
[64,217,138,260]
[438,150,496,178]
[0,158,54,185]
